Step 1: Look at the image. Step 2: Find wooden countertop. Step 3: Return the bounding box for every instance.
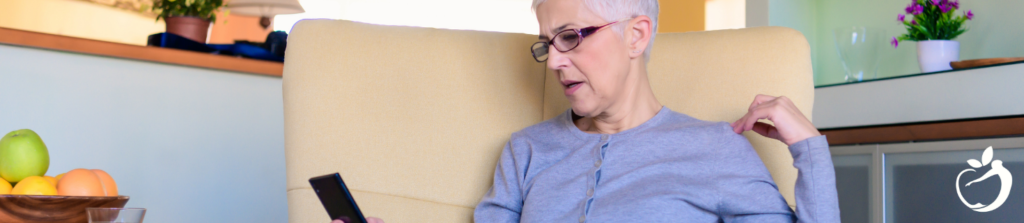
[0,27,283,77]
[820,116,1024,145]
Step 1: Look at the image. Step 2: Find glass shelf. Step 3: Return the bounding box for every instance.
[814,60,1024,89]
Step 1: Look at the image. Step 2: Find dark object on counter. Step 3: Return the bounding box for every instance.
[148,32,216,53]
[233,31,289,58]
[207,43,283,62]
[147,32,284,62]
[950,57,1024,70]
[265,31,288,58]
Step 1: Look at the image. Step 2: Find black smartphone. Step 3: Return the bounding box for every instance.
[309,173,368,223]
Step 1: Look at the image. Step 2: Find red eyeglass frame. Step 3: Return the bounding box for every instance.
[531,18,632,62]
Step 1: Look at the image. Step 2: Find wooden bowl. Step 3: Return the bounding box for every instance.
[0,195,129,223]
[951,57,1024,69]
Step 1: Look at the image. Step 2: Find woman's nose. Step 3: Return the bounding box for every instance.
[546,47,570,70]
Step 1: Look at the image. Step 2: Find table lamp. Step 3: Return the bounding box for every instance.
[226,0,305,29]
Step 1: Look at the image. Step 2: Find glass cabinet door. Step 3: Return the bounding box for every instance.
[833,154,872,223]
[884,147,1024,223]
[831,136,1024,223]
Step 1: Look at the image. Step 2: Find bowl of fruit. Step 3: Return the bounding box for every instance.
[0,129,129,223]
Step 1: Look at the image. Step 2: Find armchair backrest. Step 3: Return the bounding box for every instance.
[283,20,546,223]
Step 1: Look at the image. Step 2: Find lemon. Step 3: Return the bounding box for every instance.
[55,173,65,182]
[11,176,57,195]
[0,180,10,194]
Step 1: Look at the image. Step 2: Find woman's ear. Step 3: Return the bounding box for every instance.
[627,16,653,58]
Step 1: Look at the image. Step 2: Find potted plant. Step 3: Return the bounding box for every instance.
[152,0,226,43]
[891,0,973,73]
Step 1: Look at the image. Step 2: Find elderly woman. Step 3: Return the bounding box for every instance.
[472,0,840,222]
[337,0,839,222]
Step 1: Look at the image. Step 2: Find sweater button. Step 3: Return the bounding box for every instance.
[579,216,585,223]
[587,189,594,196]
[594,160,602,167]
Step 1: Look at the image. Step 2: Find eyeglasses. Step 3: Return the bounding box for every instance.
[531,18,631,62]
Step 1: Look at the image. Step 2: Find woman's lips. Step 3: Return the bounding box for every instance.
[564,82,583,96]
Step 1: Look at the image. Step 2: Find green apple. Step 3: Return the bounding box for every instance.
[0,129,49,183]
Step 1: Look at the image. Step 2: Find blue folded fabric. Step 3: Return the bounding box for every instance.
[147,32,284,62]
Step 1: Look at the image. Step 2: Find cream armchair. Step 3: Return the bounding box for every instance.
[283,20,814,223]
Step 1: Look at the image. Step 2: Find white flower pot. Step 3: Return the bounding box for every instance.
[917,40,959,73]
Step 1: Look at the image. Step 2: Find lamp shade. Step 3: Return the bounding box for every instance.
[227,0,305,16]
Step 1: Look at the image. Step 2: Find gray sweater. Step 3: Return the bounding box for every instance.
[474,107,840,222]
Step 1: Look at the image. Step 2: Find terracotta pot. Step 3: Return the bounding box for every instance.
[165,16,211,43]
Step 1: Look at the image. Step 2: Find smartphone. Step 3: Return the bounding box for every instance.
[309,173,368,223]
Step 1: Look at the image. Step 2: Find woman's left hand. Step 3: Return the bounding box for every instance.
[730,94,820,146]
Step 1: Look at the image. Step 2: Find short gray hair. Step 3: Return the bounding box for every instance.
[532,0,659,61]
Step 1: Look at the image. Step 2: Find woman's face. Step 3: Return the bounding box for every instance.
[536,0,633,117]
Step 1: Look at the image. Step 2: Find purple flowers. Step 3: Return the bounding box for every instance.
[939,4,952,13]
[905,2,921,14]
[893,0,971,49]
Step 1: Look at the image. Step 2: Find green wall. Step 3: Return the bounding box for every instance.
[770,0,1024,86]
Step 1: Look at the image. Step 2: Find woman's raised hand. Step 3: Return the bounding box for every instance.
[331,217,385,223]
[730,94,820,146]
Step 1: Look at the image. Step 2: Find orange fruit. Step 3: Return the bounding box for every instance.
[91,169,117,196]
[55,173,64,182]
[11,176,57,195]
[56,169,104,196]
[43,176,57,186]
[0,180,10,194]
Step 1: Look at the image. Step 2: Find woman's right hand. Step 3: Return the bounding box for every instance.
[331,217,384,223]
